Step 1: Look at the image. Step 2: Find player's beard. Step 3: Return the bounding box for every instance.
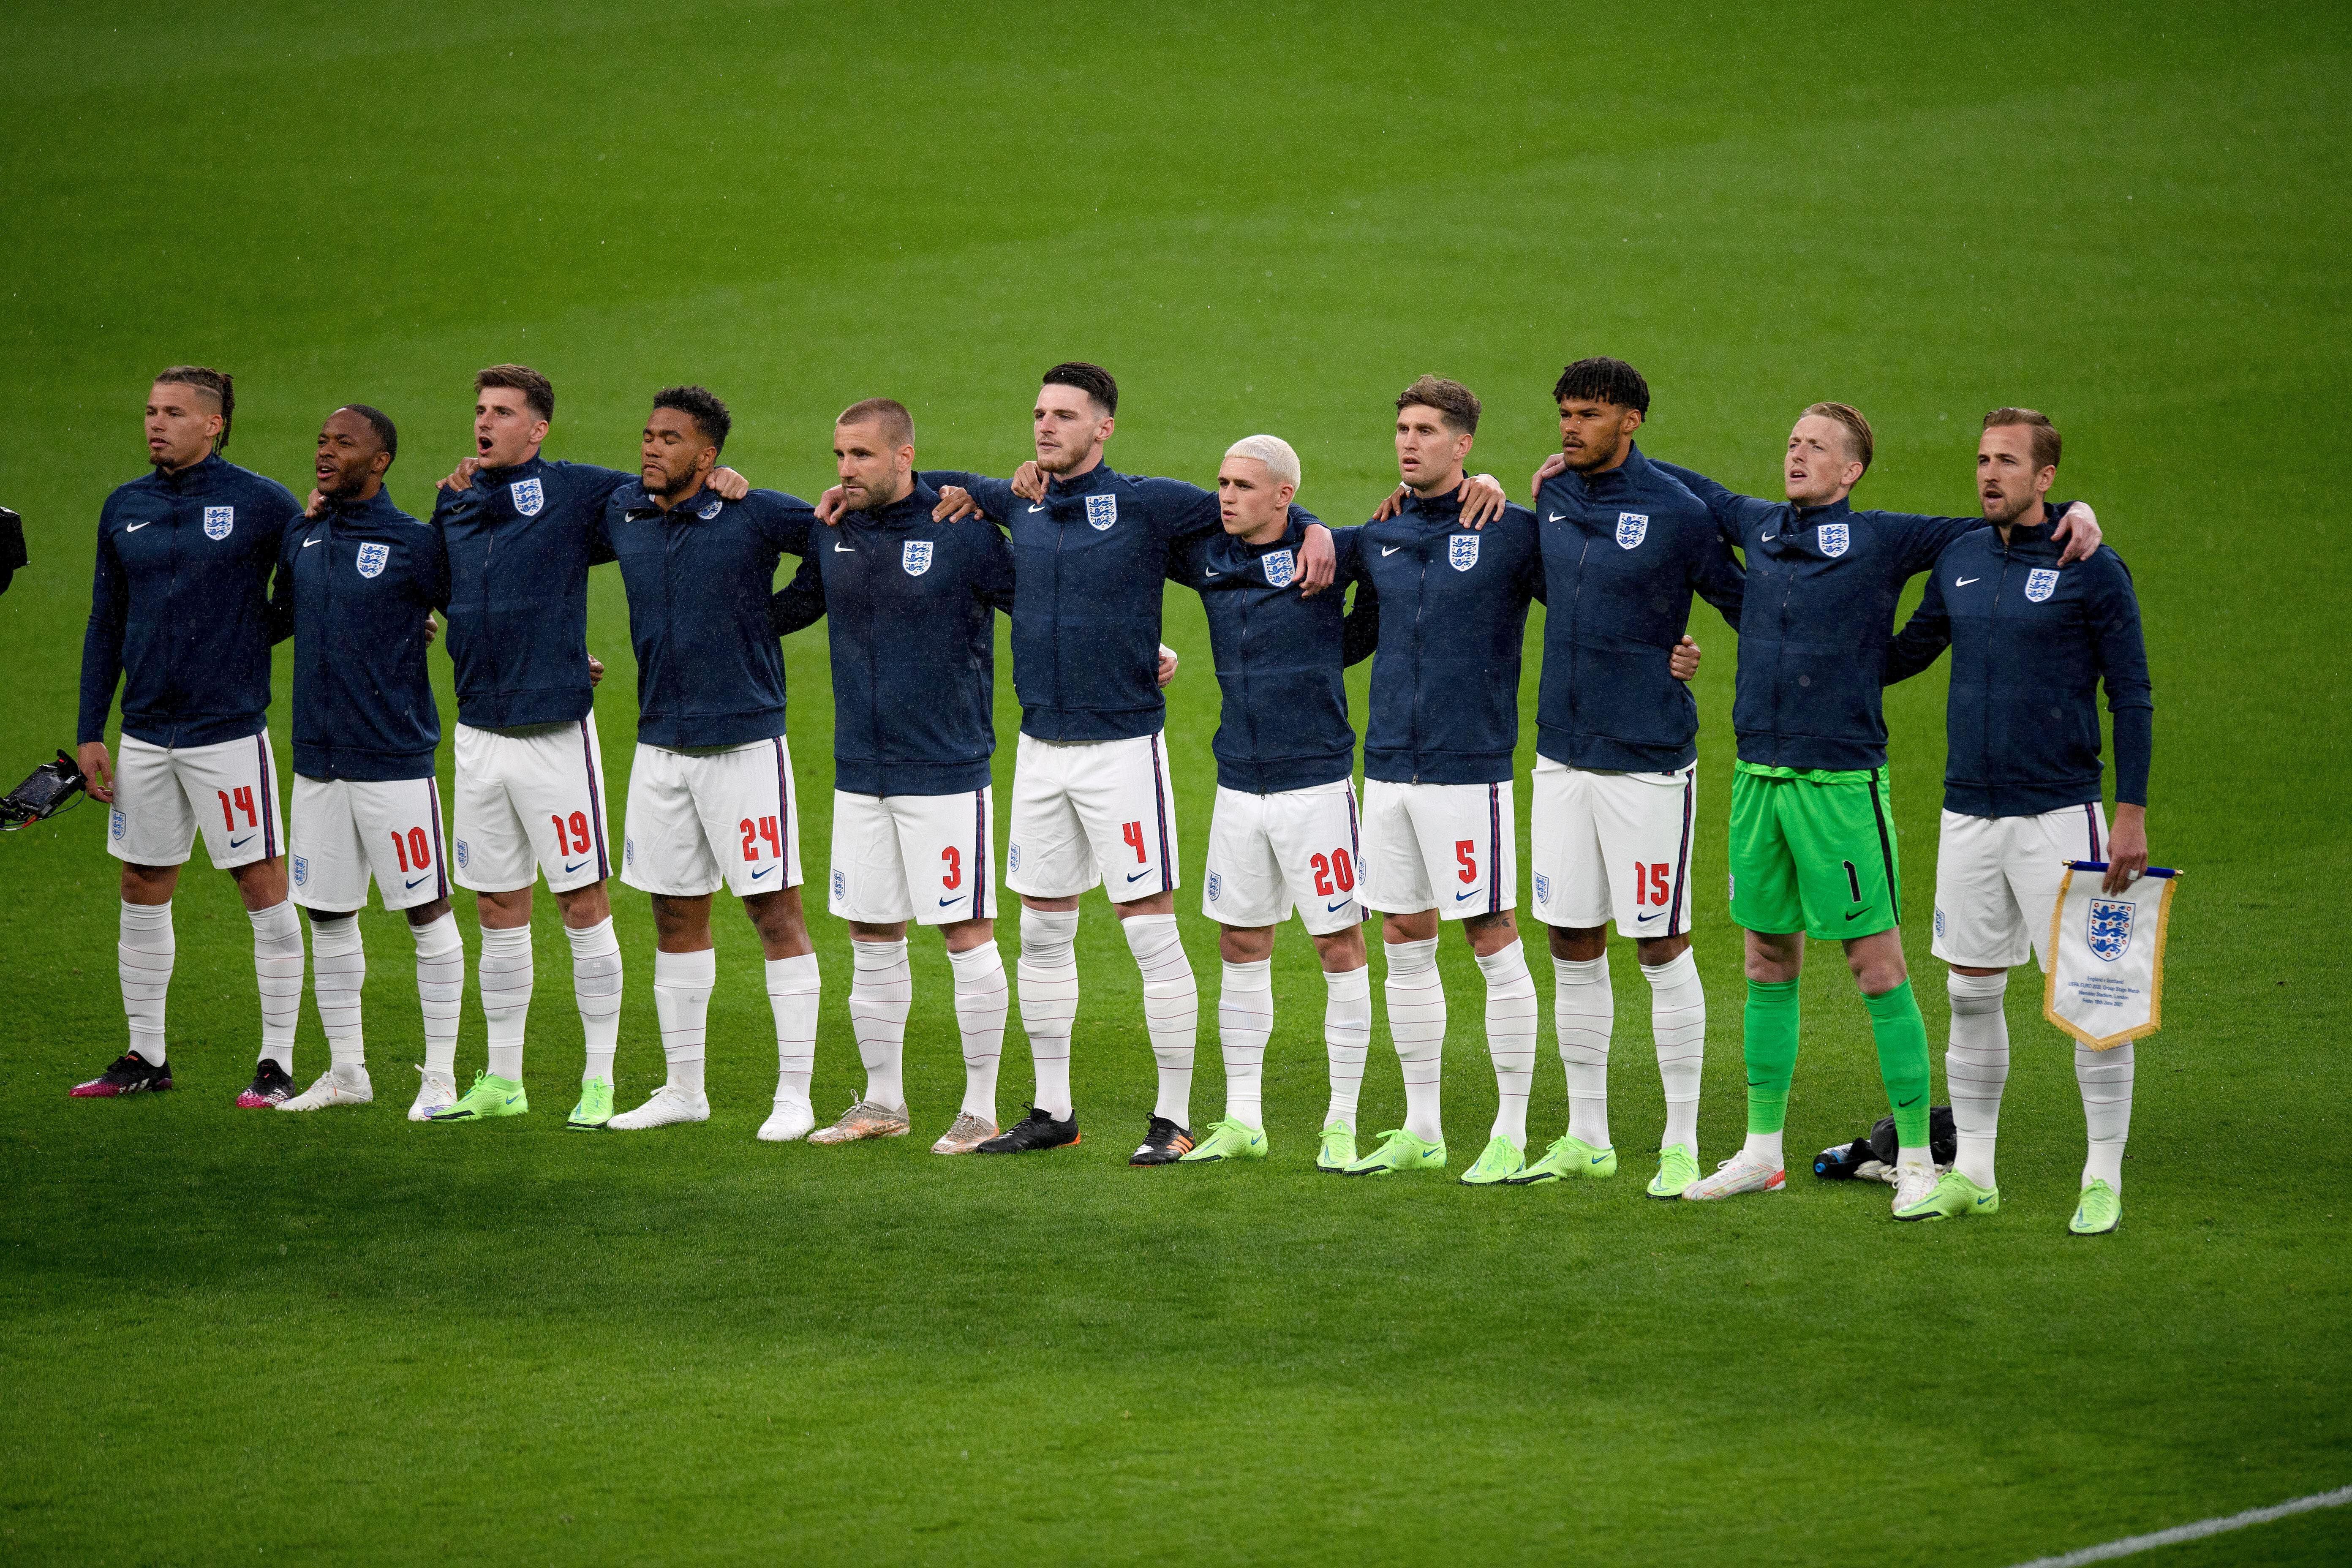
[1982,488,2038,525]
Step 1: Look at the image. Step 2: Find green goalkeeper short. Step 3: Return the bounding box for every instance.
[1727,763,1903,940]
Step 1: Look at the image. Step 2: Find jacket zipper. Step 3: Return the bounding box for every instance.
[1410,539,1429,783]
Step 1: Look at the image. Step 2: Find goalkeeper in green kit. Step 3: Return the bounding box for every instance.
[1626,403,2101,1215]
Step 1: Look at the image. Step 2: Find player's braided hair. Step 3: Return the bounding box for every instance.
[653,385,732,453]
[154,365,234,453]
[1552,357,1651,415]
[1043,361,1118,416]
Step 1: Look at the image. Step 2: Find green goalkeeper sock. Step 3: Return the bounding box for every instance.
[1865,980,1933,1149]
[1742,978,1801,1135]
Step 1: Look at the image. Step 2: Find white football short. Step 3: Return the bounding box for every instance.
[829,787,996,926]
[1006,732,1181,901]
[1932,801,2109,972]
[1202,779,1364,935]
[451,716,613,895]
[290,774,450,913]
[1528,757,1698,937]
[107,730,284,871]
[621,736,800,899]
[1358,777,1516,920]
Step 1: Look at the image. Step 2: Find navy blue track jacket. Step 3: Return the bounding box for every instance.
[1352,487,1545,786]
[925,464,1224,743]
[1884,505,2152,817]
[1661,461,2000,773]
[80,454,302,749]
[274,489,449,782]
[1166,507,1378,796]
[1535,443,1744,773]
[430,456,632,731]
[605,482,813,750]
[768,480,1016,797]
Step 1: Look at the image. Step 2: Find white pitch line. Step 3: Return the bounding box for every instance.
[2005,1484,2352,1567]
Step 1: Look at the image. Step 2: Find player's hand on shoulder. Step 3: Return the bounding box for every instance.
[587,653,605,688]
[1371,485,1406,523]
[1011,462,1045,503]
[1297,522,1337,596]
[441,456,482,493]
[1157,644,1179,688]
[76,742,114,804]
[1456,474,1506,531]
[2102,804,2148,894]
[1669,634,1701,681]
[934,485,983,523]
[816,485,846,525]
[2053,501,2101,564]
[303,489,327,519]
[710,466,749,501]
[424,612,439,646]
[1530,452,1566,501]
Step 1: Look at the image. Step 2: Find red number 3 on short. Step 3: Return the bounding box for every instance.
[941,846,962,890]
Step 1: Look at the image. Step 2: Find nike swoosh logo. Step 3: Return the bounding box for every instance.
[303,538,324,547]
[1845,908,1865,921]
[229,834,254,849]
[564,859,588,874]
[1026,504,1047,514]
[405,874,430,889]
[1205,569,1224,578]
[1759,533,1777,542]
[939,896,962,907]
[1896,1094,1923,1108]
[504,1094,521,1106]
[125,522,153,532]
[1955,576,1980,586]
[1547,512,1567,523]
[1381,545,1403,556]
[1975,1195,1994,1207]
[832,542,856,552]
[1590,1154,1609,1165]
[1326,899,1351,913]
[1126,868,1153,883]
[1636,911,1664,923]
[751,865,776,880]
[1454,889,1479,902]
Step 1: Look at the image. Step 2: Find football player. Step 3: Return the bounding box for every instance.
[601,387,823,1137]
[1881,409,2152,1234]
[423,365,746,1127]
[768,399,1012,1152]
[273,406,460,1114]
[73,368,306,1106]
[1644,406,2101,1217]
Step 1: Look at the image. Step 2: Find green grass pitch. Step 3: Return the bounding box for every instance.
[2,2,2347,1562]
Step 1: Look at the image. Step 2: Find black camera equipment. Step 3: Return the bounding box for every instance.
[1,751,87,830]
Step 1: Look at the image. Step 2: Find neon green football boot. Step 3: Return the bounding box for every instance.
[2069,1180,2122,1236]
[1894,1170,2000,1222]
[1459,1134,1527,1186]
[1646,1143,1701,1200]
[1317,1121,1357,1173]
[430,1070,527,1122]
[567,1076,614,1131]
[1341,1128,1447,1177]
[1505,1133,1618,1185]
[1179,1117,1269,1163]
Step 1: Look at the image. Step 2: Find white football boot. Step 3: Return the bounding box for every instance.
[408,1067,458,1122]
[608,1084,711,1131]
[279,1063,373,1111]
[757,1094,817,1143]
[1681,1149,1788,1200]
[1890,1160,1940,1217]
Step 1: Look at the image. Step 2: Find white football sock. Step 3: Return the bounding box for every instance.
[1644,948,1706,1152]
[119,899,174,1063]
[1742,1129,1786,1168]
[947,941,1007,1121]
[849,938,912,1111]
[249,899,304,1071]
[1016,907,1081,1119]
[1553,954,1613,1149]
[1383,936,1445,1145]
[1322,963,1371,1129]
[1946,969,2011,1187]
[410,912,463,1074]
[566,917,623,1084]
[2077,1041,2134,1190]
[477,923,534,1081]
[1478,942,1537,1149]
[765,952,820,1110]
[1124,913,1198,1126]
[653,947,715,1097]
[310,915,367,1071]
[1217,957,1273,1131]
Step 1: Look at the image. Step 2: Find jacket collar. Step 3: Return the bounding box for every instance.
[1401,482,1470,528]
[1790,496,1854,530]
[1042,462,1119,500]
[320,487,406,527]
[1216,506,1315,560]
[152,452,228,494]
[845,480,940,531]
[474,454,545,487]
[1997,500,2069,559]
[1559,441,1655,502]
[620,478,721,520]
